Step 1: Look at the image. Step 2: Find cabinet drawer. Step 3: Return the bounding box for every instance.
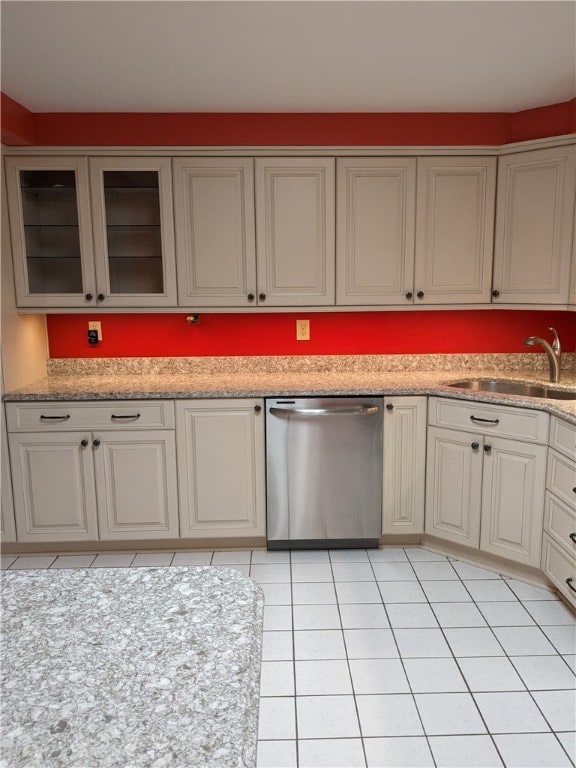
[549,416,576,461]
[546,449,576,508]
[6,401,175,432]
[545,492,576,553]
[541,533,576,609]
[429,397,548,442]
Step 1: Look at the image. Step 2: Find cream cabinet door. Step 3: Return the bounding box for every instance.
[255,158,335,306]
[93,430,178,539]
[173,158,257,307]
[176,400,265,537]
[336,158,416,305]
[382,396,426,534]
[1,410,17,543]
[493,146,576,304]
[414,157,496,304]
[8,432,99,542]
[569,199,576,306]
[425,426,483,547]
[480,437,547,566]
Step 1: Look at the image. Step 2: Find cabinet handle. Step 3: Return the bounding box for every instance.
[85,293,93,302]
[111,414,141,420]
[80,439,89,447]
[471,442,480,450]
[405,292,413,300]
[97,293,105,302]
[386,403,394,411]
[93,439,101,447]
[247,293,255,302]
[566,577,576,593]
[492,289,500,298]
[259,292,267,302]
[416,291,424,299]
[470,415,500,425]
[573,487,576,494]
[254,405,262,413]
[40,414,70,421]
[483,444,492,453]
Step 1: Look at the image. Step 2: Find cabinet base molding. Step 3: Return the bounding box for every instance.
[0,536,268,556]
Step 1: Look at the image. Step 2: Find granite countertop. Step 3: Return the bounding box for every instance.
[1,566,264,768]
[4,356,576,424]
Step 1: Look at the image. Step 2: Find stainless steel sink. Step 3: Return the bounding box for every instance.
[447,379,576,400]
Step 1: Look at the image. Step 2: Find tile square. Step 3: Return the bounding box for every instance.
[251,550,290,564]
[250,564,291,583]
[421,581,472,603]
[349,658,410,694]
[298,738,366,768]
[171,551,212,566]
[457,657,526,692]
[295,659,352,695]
[262,631,294,661]
[493,626,558,656]
[329,548,370,562]
[393,628,452,658]
[293,604,340,630]
[0,555,16,569]
[493,733,573,768]
[292,582,336,605]
[531,689,576,731]
[260,582,292,605]
[415,693,486,735]
[371,562,416,581]
[132,552,173,567]
[364,737,434,767]
[476,600,535,627]
[563,655,576,673]
[344,628,399,659]
[510,655,576,690]
[431,603,487,628]
[212,550,251,564]
[10,555,56,570]
[444,627,505,657]
[505,578,560,601]
[259,661,295,697]
[339,603,389,629]
[386,603,439,628]
[296,695,360,739]
[405,548,448,562]
[356,694,423,737]
[90,554,134,568]
[368,547,408,562]
[474,692,551,733]
[294,629,346,660]
[451,561,502,580]
[542,625,576,655]
[258,697,296,740]
[331,562,375,581]
[524,600,576,626]
[403,658,467,693]
[411,562,458,581]
[556,732,576,761]
[256,740,297,768]
[290,550,329,563]
[291,562,333,582]
[50,555,96,569]
[378,581,428,603]
[263,605,293,631]
[463,579,516,602]
[335,581,382,604]
[428,735,503,767]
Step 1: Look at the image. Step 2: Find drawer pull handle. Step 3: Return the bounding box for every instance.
[40,414,70,421]
[470,416,500,425]
[566,577,576,594]
[569,533,576,544]
[111,414,141,420]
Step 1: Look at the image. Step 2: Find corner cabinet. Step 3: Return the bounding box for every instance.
[176,399,266,538]
[492,145,576,304]
[5,156,177,309]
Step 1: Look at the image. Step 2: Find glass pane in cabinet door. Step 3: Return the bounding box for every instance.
[20,170,83,294]
[102,171,164,294]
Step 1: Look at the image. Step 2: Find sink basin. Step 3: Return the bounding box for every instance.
[447,379,576,400]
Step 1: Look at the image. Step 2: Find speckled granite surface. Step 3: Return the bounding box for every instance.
[1,566,264,768]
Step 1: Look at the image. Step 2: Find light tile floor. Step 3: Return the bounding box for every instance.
[2,547,575,768]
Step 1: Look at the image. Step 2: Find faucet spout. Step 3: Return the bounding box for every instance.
[523,327,562,383]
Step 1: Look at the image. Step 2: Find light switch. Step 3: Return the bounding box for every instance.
[88,321,102,341]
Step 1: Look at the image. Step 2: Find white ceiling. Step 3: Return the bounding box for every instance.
[1,0,575,114]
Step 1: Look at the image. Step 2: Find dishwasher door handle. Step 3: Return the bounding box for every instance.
[269,405,381,417]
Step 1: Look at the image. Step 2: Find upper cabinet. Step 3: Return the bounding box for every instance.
[492,146,576,305]
[5,156,177,308]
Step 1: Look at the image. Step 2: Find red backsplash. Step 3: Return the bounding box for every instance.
[46,310,576,358]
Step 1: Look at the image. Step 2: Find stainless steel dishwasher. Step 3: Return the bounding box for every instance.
[266,397,383,549]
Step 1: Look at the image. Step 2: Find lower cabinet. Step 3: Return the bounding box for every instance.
[382,396,427,534]
[176,399,266,538]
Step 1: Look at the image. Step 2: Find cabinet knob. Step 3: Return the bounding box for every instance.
[85,293,93,302]
[80,439,89,447]
[569,533,576,544]
[416,291,424,299]
[254,405,262,413]
[471,442,480,450]
[573,487,576,494]
[566,577,576,594]
[259,292,266,302]
[483,444,492,453]
[386,403,394,411]
[97,293,105,302]
[93,438,101,447]
[247,293,255,302]
[405,292,413,300]
[492,289,500,298]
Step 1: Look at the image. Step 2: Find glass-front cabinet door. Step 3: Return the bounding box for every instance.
[89,158,176,307]
[5,156,97,308]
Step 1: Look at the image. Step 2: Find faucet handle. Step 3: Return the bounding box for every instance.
[548,327,561,354]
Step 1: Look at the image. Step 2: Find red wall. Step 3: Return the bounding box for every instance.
[46,310,576,359]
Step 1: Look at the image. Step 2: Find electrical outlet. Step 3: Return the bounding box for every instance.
[88,321,102,342]
[296,319,310,341]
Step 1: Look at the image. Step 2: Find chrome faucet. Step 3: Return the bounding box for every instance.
[523,327,562,383]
